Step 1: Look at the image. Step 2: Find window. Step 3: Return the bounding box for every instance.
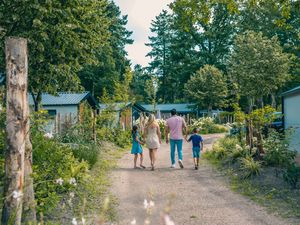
[47,110,57,116]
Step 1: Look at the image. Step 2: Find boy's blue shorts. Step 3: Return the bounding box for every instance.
[192,147,201,158]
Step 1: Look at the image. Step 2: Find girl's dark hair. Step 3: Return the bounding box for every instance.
[132,125,138,134]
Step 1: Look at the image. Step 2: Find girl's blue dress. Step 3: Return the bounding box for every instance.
[131,131,143,154]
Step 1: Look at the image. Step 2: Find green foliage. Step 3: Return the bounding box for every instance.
[157,119,166,140]
[131,65,155,103]
[229,31,291,102]
[111,128,131,148]
[248,106,276,129]
[283,163,300,189]
[264,130,297,168]
[240,156,261,178]
[32,132,89,215]
[185,65,228,114]
[0,0,111,101]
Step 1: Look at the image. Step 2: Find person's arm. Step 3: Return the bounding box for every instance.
[157,125,162,144]
[182,118,187,136]
[143,128,147,144]
[165,122,170,144]
[201,141,204,151]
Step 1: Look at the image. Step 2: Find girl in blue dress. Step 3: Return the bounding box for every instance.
[131,125,146,169]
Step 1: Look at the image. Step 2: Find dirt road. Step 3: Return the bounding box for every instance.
[111,134,294,225]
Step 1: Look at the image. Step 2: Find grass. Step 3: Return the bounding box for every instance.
[47,141,127,224]
[205,155,300,221]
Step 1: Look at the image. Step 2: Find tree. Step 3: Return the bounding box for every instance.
[130,65,154,103]
[228,31,291,110]
[79,1,133,98]
[237,0,300,93]
[0,0,110,111]
[184,65,228,116]
[146,10,174,102]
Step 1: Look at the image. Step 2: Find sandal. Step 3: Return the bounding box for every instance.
[140,164,146,169]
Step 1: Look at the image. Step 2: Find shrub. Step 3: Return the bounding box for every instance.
[67,143,99,168]
[212,143,227,160]
[32,133,89,215]
[264,130,296,168]
[157,119,166,140]
[283,163,300,189]
[111,127,131,148]
[227,144,249,164]
[189,117,228,134]
[240,156,261,178]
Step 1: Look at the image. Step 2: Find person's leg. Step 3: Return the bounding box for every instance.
[139,153,145,168]
[134,154,138,168]
[177,140,183,161]
[152,149,157,169]
[177,140,184,168]
[170,140,176,166]
[149,149,153,166]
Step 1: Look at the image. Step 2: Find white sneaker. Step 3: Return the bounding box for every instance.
[178,160,184,169]
[170,164,176,168]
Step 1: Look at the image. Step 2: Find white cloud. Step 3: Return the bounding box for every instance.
[114,0,173,67]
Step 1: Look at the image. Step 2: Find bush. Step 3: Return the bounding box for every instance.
[32,133,89,215]
[240,156,261,178]
[67,143,99,168]
[157,119,166,140]
[264,130,296,168]
[190,117,228,134]
[111,128,131,148]
[209,137,247,163]
[283,163,300,189]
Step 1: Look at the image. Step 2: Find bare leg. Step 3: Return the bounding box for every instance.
[197,158,200,166]
[149,149,153,167]
[152,149,157,169]
[139,153,145,168]
[193,158,197,166]
[134,154,138,168]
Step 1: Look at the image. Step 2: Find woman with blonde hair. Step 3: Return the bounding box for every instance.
[144,114,162,171]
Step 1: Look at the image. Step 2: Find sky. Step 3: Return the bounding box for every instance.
[114,0,173,67]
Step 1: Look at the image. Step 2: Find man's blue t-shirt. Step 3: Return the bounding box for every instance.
[188,134,203,148]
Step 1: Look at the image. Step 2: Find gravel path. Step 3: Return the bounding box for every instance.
[111,134,294,225]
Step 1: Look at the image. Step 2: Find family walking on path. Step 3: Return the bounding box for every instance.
[131,109,204,170]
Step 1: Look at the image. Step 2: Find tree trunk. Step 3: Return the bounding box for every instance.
[208,104,213,118]
[31,92,41,112]
[271,94,276,109]
[22,105,36,223]
[2,37,28,225]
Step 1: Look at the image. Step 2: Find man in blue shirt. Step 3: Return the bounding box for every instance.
[186,128,204,170]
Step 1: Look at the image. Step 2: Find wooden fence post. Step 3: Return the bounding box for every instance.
[2,37,28,225]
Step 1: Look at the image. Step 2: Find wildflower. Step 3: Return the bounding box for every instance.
[149,200,155,207]
[130,218,136,225]
[72,218,77,225]
[81,217,86,225]
[69,178,77,186]
[163,215,175,225]
[12,190,23,201]
[56,178,64,185]
[44,133,53,138]
[69,192,75,198]
[143,199,149,209]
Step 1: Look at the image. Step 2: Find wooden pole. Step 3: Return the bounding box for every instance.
[23,105,36,223]
[2,37,28,225]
